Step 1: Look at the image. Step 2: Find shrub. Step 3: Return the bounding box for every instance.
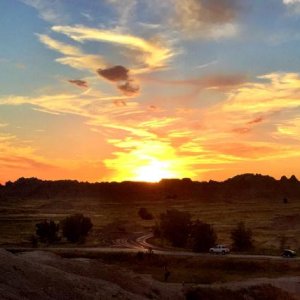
[138,207,154,220]
[35,220,60,243]
[61,214,93,243]
[190,220,217,252]
[231,221,253,251]
[159,209,191,247]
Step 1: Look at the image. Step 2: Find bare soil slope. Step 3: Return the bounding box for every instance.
[1,249,299,300]
[0,249,183,300]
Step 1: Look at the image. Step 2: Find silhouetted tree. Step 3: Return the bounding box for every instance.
[62,214,93,243]
[190,220,217,252]
[159,209,191,247]
[231,221,253,251]
[36,220,60,243]
[138,207,154,220]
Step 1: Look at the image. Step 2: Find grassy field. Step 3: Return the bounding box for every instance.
[1,195,300,252]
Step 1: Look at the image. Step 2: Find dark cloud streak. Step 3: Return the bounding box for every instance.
[97,65,129,82]
[97,65,140,96]
[68,79,88,88]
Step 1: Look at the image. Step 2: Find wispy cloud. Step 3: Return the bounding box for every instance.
[140,73,247,91]
[221,73,300,114]
[38,34,106,71]
[106,0,137,27]
[195,60,218,69]
[151,0,243,39]
[276,118,300,140]
[68,79,89,88]
[283,0,300,13]
[283,0,300,3]
[0,133,55,174]
[52,25,175,70]
[0,131,109,183]
[2,69,300,181]
[21,0,67,23]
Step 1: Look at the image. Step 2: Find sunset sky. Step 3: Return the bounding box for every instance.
[1,0,300,183]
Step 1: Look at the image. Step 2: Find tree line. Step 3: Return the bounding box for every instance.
[152,209,253,252]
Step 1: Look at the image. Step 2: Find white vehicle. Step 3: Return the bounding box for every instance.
[209,244,230,255]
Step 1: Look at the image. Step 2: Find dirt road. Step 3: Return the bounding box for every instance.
[5,232,299,261]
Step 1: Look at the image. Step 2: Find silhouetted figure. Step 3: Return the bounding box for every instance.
[164,266,171,282]
[283,197,288,204]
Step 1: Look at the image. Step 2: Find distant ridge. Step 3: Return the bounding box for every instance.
[0,173,299,202]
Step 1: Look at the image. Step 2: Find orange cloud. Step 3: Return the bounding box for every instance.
[222,73,300,114]
[0,133,56,176]
[2,72,300,182]
[276,118,300,140]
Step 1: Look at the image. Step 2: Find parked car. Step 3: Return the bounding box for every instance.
[209,244,230,255]
[281,249,296,258]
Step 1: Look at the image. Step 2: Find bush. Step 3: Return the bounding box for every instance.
[61,214,93,243]
[159,209,191,247]
[231,222,253,251]
[35,220,60,244]
[190,220,217,252]
[138,207,154,220]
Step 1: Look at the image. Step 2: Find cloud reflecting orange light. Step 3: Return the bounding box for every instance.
[2,72,300,182]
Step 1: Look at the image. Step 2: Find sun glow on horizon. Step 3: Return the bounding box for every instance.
[133,160,179,182]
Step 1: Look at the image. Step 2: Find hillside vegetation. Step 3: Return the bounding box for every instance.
[1,173,299,202]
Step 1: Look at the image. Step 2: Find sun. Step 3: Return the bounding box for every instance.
[133,160,177,182]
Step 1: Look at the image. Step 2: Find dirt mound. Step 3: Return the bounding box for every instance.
[0,249,183,299]
[185,277,300,300]
[0,249,145,299]
[1,249,299,300]
[185,284,296,300]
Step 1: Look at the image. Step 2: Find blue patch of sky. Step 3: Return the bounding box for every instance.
[0,1,84,95]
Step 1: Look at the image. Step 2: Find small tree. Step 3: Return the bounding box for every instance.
[62,214,93,243]
[36,220,60,244]
[138,207,154,220]
[231,221,253,251]
[159,209,191,247]
[190,220,217,252]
